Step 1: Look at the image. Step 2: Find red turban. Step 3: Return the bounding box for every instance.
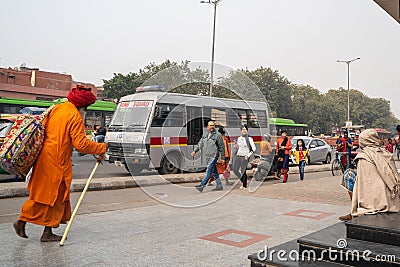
[67,85,96,107]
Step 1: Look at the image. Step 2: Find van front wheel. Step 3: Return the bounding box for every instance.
[158,153,181,174]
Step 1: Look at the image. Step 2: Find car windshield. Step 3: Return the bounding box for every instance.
[291,138,310,147]
[109,101,154,132]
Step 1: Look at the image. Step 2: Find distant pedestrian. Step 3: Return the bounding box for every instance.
[292,139,309,180]
[275,130,292,183]
[337,132,353,170]
[253,133,274,181]
[232,125,256,189]
[192,121,226,192]
[93,125,106,143]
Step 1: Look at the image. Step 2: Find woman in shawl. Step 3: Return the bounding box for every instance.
[340,128,400,221]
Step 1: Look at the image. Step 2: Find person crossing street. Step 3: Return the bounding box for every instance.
[192,121,225,192]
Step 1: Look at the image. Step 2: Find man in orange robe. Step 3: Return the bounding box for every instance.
[13,86,107,242]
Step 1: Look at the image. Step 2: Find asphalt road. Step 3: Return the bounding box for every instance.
[0,169,336,224]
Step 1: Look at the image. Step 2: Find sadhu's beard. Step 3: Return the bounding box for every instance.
[77,107,87,122]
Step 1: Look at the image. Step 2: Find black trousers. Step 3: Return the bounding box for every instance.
[233,156,248,188]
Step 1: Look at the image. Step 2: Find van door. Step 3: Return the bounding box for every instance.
[186,106,203,169]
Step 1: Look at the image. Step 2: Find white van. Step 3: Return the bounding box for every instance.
[106,86,271,175]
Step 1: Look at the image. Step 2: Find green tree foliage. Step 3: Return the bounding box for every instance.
[238,67,293,118]
[102,60,399,134]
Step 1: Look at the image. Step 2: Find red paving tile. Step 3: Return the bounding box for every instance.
[200,229,271,248]
[283,209,335,220]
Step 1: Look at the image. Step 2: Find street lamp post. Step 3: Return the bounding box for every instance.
[200,0,222,97]
[337,57,360,124]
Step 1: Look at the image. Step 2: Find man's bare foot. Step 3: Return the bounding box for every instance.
[13,220,28,238]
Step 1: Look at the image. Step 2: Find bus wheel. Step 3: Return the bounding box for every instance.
[125,163,143,175]
[159,153,181,174]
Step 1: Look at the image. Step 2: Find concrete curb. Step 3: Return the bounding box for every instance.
[0,164,332,199]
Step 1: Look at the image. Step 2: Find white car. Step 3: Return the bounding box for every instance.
[290,136,332,165]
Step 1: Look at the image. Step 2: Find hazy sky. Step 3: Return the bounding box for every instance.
[1,0,400,118]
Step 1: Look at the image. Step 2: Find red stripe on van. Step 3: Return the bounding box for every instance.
[150,137,187,145]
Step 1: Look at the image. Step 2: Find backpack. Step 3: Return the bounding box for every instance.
[0,105,55,176]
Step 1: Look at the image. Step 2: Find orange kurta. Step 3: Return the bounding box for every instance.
[19,101,106,227]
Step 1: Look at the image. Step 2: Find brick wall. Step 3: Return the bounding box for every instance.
[0,67,96,99]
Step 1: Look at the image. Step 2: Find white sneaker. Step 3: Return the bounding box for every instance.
[240,186,244,189]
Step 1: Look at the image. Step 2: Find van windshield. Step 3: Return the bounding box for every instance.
[109,101,153,132]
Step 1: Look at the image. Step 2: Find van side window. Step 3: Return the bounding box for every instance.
[255,110,268,128]
[226,109,241,127]
[247,110,259,128]
[211,108,227,126]
[151,103,184,127]
[202,107,227,127]
[234,109,247,126]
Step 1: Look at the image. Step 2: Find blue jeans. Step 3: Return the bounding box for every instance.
[94,135,105,143]
[201,157,222,188]
[298,160,306,180]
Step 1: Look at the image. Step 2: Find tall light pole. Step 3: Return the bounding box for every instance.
[337,57,360,124]
[200,0,221,97]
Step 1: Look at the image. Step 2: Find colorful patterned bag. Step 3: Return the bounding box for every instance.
[0,105,55,176]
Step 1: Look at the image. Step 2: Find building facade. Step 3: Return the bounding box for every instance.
[0,66,97,100]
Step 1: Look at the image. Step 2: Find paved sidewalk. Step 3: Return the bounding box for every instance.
[1,192,347,267]
[0,164,331,199]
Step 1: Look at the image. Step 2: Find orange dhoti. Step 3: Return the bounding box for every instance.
[19,182,71,228]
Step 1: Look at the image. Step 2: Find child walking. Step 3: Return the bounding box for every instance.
[292,139,309,180]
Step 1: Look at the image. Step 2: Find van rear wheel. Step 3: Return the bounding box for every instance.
[158,153,181,174]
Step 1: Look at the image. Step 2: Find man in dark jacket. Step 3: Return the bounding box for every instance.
[93,125,106,143]
[191,120,225,192]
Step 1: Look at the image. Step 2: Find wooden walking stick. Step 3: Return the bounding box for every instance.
[60,156,102,246]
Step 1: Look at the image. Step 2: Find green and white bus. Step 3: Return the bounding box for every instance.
[268,118,308,136]
[0,97,116,128]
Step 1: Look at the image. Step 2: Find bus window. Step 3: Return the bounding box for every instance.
[2,105,21,114]
[104,112,113,127]
[151,103,184,127]
[85,111,103,129]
